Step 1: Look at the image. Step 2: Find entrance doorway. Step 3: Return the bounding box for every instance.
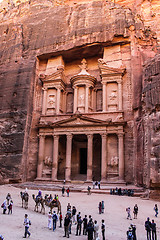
[80,148,87,174]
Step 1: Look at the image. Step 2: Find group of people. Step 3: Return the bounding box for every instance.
[61,187,70,197]
[98,201,105,214]
[145,217,157,240]
[127,224,137,240]
[126,204,138,220]
[93,181,101,189]
[1,193,13,215]
[110,187,134,196]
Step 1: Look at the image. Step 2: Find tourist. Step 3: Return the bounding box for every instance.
[76,216,83,236]
[72,206,77,224]
[98,181,101,189]
[83,215,88,235]
[94,220,99,240]
[151,219,157,240]
[36,189,42,200]
[126,207,132,220]
[76,212,81,223]
[52,211,58,231]
[101,201,105,213]
[66,187,70,197]
[87,219,94,240]
[6,193,11,205]
[154,204,158,217]
[8,200,13,214]
[69,215,72,234]
[93,181,95,189]
[133,204,138,219]
[23,213,31,238]
[95,181,98,189]
[127,226,133,240]
[63,214,70,238]
[101,219,105,240]
[98,202,102,214]
[87,186,91,195]
[67,203,71,211]
[130,224,136,240]
[1,200,7,214]
[145,217,151,240]
[48,211,52,230]
[62,186,65,197]
[59,212,63,228]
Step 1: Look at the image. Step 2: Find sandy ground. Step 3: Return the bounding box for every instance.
[0,184,159,240]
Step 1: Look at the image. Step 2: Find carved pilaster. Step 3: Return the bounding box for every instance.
[101,133,107,181]
[52,134,59,181]
[118,133,124,180]
[37,134,45,178]
[87,134,93,181]
[65,134,73,181]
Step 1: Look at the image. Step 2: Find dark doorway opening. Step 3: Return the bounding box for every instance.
[80,148,87,174]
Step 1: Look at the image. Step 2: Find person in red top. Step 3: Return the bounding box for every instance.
[66,187,70,197]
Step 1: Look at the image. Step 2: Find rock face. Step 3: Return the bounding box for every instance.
[0,0,159,187]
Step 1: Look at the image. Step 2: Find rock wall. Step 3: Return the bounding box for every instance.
[0,0,159,185]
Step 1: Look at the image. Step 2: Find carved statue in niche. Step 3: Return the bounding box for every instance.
[109,156,119,167]
[43,156,52,167]
[96,90,102,111]
[88,88,92,107]
[109,90,117,101]
[48,95,56,108]
[78,93,84,106]
[67,93,73,113]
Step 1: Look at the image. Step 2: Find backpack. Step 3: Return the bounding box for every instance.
[128,231,133,240]
[52,214,57,220]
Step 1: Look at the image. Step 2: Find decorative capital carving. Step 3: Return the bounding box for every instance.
[87,134,93,140]
[118,133,124,138]
[53,134,59,140]
[39,134,45,139]
[66,133,73,140]
[39,74,46,82]
[101,133,107,139]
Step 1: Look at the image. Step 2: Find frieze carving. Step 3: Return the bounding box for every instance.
[48,95,56,108]
[109,90,117,101]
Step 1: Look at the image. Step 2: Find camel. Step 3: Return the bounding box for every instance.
[44,195,61,214]
[20,191,29,209]
[32,194,45,214]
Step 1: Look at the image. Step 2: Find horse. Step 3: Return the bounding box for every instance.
[20,191,29,209]
[32,194,45,214]
[44,194,61,214]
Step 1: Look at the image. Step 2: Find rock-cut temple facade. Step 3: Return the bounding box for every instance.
[0,0,160,189]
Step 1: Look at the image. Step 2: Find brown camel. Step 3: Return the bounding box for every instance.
[32,194,45,214]
[44,195,61,214]
[20,191,29,209]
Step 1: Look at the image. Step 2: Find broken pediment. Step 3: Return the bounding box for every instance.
[40,65,65,83]
[98,58,126,77]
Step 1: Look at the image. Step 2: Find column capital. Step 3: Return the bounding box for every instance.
[53,134,59,140]
[66,133,73,139]
[117,79,122,84]
[42,87,47,91]
[118,132,124,138]
[87,134,93,139]
[101,133,107,138]
[39,134,45,138]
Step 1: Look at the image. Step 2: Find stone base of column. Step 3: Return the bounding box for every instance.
[85,179,92,183]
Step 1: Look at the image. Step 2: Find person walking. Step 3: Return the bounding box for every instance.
[151,219,157,240]
[133,204,138,219]
[87,186,91,195]
[145,217,151,240]
[83,215,88,235]
[52,211,58,231]
[98,202,102,214]
[48,211,52,230]
[126,207,132,220]
[8,200,13,214]
[62,186,65,197]
[101,219,105,240]
[63,214,70,238]
[101,201,105,213]
[154,204,158,217]
[59,212,63,228]
[66,187,70,197]
[94,220,99,240]
[23,214,31,238]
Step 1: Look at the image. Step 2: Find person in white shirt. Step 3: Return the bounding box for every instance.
[48,211,52,230]
[94,220,99,240]
[23,214,31,238]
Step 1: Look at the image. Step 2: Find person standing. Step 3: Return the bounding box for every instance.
[64,214,70,238]
[130,224,136,240]
[145,217,151,240]
[101,201,105,214]
[83,215,88,235]
[126,207,132,220]
[8,200,13,214]
[66,187,70,197]
[1,200,7,214]
[87,220,94,240]
[151,219,157,240]
[127,226,133,240]
[62,186,65,197]
[101,219,105,240]
[72,206,77,224]
[48,211,52,230]
[6,193,11,205]
[59,212,62,228]
[76,216,83,236]
[23,214,31,238]
[98,181,101,189]
[52,211,58,231]
[154,204,158,217]
[133,204,138,219]
[94,220,99,240]
[98,202,102,214]
[87,186,91,195]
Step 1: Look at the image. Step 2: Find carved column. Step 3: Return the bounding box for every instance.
[52,135,59,181]
[118,80,123,111]
[101,133,107,181]
[56,87,61,115]
[65,134,73,181]
[37,135,45,179]
[42,88,47,115]
[87,134,93,181]
[118,133,124,179]
[102,83,107,112]
[73,87,78,113]
[85,85,89,113]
